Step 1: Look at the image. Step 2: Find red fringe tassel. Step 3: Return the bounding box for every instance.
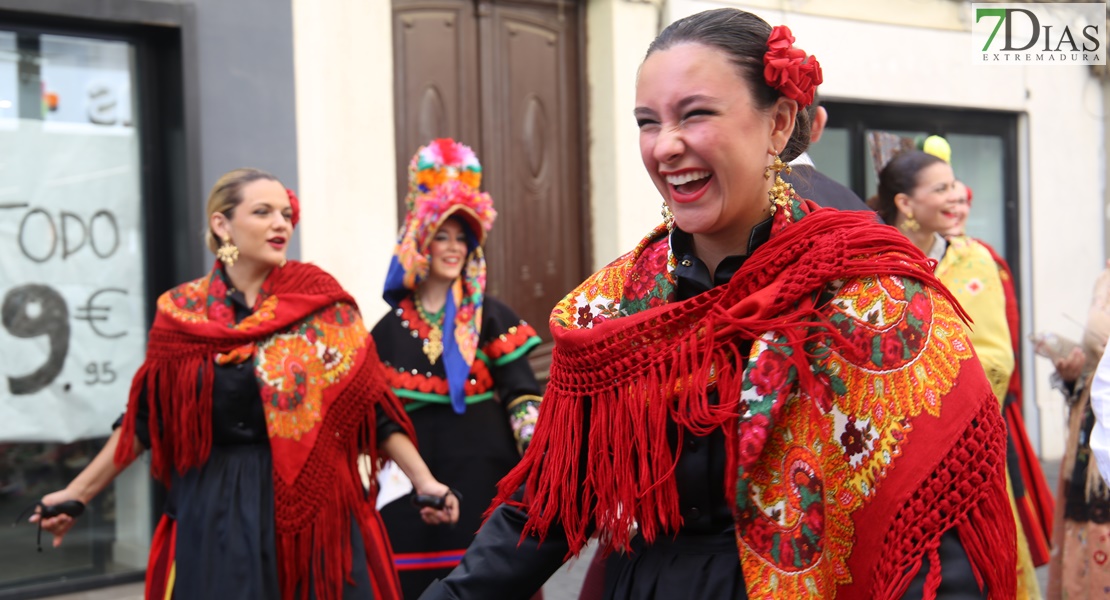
[115,262,415,600]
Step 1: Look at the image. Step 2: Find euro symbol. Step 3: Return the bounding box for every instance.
[75,288,127,339]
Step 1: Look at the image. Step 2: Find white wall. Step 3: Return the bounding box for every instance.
[292,0,398,321]
[627,0,1106,458]
[586,0,667,268]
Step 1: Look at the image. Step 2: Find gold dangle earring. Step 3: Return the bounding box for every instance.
[764,154,794,216]
[661,201,675,232]
[217,236,239,267]
[900,212,921,233]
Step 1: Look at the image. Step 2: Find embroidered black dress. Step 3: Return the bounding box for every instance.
[372,295,543,599]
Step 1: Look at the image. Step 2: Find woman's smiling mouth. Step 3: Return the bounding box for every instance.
[664,169,713,203]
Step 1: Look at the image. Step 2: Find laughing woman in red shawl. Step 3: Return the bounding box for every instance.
[420,8,1015,600]
[31,168,457,600]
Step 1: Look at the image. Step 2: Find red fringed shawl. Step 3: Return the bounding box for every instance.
[495,200,1017,599]
[980,241,1055,566]
[116,261,415,600]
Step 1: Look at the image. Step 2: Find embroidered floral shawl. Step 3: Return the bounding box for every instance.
[495,199,1017,599]
[116,261,414,600]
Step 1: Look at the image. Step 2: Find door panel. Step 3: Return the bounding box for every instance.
[393,0,481,208]
[478,2,583,345]
[393,0,588,368]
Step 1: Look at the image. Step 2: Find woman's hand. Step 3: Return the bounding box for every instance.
[379,432,460,525]
[1055,346,1086,385]
[30,488,85,548]
[413,479,460,526]
[25,428,135,548]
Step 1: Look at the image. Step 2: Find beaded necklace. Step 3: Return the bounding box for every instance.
[414,294,446,364]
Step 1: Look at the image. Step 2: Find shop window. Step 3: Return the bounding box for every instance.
[811,101,1020,271]
[0,28,151,595]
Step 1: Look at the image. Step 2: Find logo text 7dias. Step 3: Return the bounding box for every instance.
[972,3,1106,65]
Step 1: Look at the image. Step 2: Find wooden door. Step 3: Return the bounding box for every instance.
[393,0,588,375]
[393,0,482,200]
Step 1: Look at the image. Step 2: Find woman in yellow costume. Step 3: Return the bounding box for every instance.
[875,149,1040,599]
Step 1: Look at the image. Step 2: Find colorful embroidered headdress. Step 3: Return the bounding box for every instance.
[384,139,497,413]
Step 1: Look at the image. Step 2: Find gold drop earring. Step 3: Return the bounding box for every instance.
[217,236,239,267]
[661,201,675,232]
[764,154,794,216]
[900,212,921,233]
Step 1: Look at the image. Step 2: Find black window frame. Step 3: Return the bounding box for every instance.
[823,100,1022,284]
[0,10,188,600]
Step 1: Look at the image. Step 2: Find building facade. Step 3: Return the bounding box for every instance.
[0,0,1103,596]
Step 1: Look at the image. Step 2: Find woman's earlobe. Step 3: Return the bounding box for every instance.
[893,192,912,214]
[770,97,799,149]
[210,213,229,239]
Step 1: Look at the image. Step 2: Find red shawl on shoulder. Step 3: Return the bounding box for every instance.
[116,260,414,600]
[496,200,1016,599]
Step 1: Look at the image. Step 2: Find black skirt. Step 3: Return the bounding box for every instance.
[169,444,374,599]
[602,531,746,600]
[379,400,521,599]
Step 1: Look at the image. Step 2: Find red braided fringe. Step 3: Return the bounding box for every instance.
[272,345,412,600]
[496,314,761,554]
[275,481,362,600]
[871,396,1016,600]
[114,262,414,599]
[115,348,214,481]
[495,208,963,557]
[355,498,404,600]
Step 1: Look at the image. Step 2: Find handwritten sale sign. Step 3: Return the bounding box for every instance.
[0,123,146,442]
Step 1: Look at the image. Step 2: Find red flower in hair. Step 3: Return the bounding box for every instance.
[766,25,795,52]
[286,188,300,228]
[763,25,823,108]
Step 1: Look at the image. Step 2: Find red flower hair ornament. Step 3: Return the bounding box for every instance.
[763,25,823,108]
[286,188,300,228]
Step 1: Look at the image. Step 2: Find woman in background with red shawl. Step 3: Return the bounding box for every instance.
[421,8,1016,600]
[32,168,457,600]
